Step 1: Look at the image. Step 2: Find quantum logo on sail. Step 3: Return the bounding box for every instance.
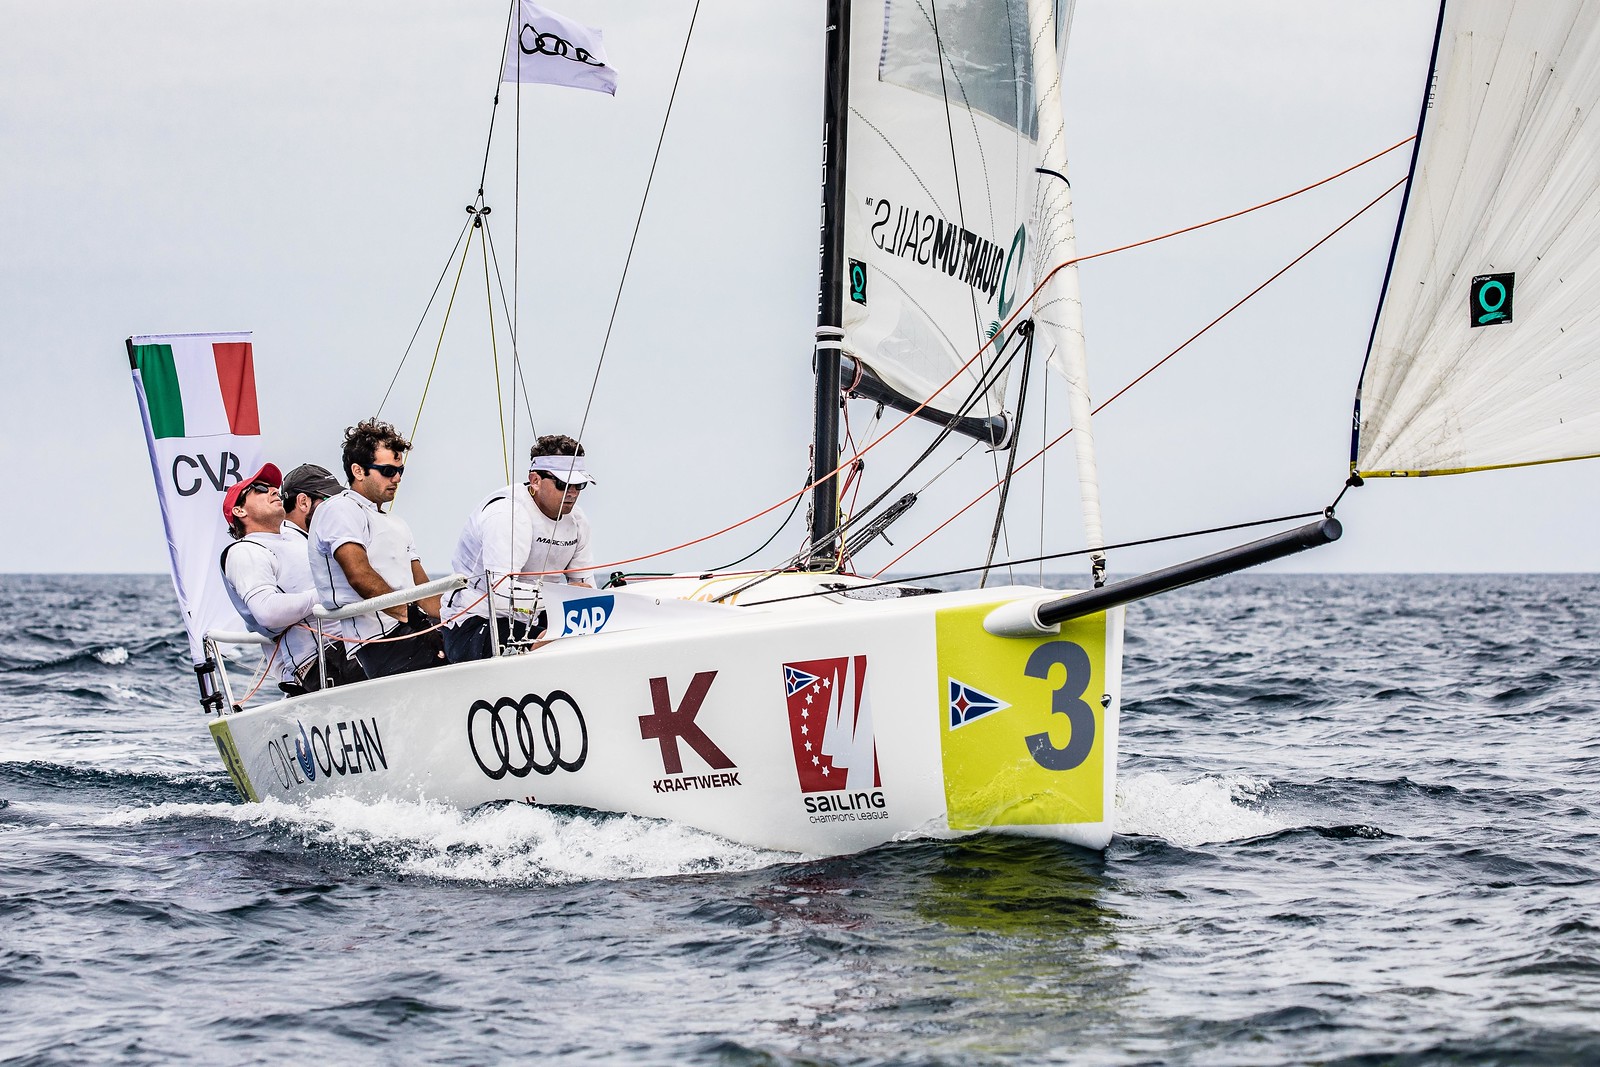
[1470,273,1514,327]
[782,657,888,822]
[867,198,1006,301]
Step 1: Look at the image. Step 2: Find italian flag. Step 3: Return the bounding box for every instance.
[129,330,264,665]
[129,334,260,439]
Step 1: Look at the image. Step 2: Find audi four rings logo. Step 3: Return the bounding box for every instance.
[467,692,588,780]
[518,23,606,67]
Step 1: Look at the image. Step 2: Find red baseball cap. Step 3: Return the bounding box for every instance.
[221,463,283,525]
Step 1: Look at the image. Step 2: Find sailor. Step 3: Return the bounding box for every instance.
[277,462,364,688]
[309,418,446,679]
[443,434,597,663]
[219,463,327,695]
[280,463,341,537]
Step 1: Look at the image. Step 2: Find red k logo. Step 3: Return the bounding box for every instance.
[638,671,735,775]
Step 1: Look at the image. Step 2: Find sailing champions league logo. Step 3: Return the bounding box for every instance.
[467,692,588,780]
[782,657,887,821]
[1470,273,1514,327]
[638,672,742,794]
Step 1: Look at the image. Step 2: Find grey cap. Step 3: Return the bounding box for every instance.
[281,463,342,502]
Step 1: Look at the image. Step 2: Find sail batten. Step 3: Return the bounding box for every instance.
[1355,1,1600,478]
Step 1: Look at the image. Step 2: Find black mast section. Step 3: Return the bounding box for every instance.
[806,0,851,568]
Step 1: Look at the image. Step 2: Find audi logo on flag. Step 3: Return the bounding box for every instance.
[467,692,588,780]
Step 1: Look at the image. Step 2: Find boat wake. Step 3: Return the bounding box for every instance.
[99,795,797,885]
[1114,771,1288,846]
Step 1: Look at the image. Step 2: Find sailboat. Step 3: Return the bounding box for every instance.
[129,0,1593,857]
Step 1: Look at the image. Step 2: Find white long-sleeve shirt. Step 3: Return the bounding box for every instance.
[445,484,594,625]
[220,531,319,682]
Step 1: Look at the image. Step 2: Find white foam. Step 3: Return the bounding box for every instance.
[94,646,129,665]
[99,795,793,884]
[1114,771,1288,847]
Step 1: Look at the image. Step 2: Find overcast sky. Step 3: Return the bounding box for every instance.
[4,0,1594,578]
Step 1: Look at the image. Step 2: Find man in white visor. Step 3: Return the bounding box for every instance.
[443,434,598,663]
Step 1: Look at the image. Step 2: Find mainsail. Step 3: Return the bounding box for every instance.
[841,0,1064,439]
[1354,1,1600,477]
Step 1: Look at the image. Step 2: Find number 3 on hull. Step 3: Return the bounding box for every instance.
[937,603,1122,844]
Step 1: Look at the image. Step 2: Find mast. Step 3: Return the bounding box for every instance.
[806,0,851,568]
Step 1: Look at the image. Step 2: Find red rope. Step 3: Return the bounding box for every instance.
[873,173,1410,576]
[560,138,1416,579]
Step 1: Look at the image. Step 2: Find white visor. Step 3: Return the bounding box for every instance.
[530,454,596,486]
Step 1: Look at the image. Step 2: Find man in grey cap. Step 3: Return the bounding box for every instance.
[278,461,364,687]
[281,463,343,538]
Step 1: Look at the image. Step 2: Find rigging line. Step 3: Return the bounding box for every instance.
[1038,364,1048,585]
[480,223,510,484]
[752,508,1329,606]
[513,24,522,350]
[410,223,479,448]
[781,331,1026,581]
[378,216,472,416]
[483,222,538,436]
[513,24,523,462]
[525,143,1404,575]
[874,175,1409,577]
[733,410,990,603]
[847,331,1023,520]
[574,0,703,444]
[923,0,989,354]
[709,468,813,572]
[1050,135,1415,277]
[982,328,1035,587]
[478,0,519,195]
[912,437,982,496]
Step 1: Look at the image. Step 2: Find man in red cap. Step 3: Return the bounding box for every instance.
[220,463,346,694]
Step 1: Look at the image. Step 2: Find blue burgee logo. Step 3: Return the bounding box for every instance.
[562,594,614,636]
[947,678,1010,729]
[783,665,820,698]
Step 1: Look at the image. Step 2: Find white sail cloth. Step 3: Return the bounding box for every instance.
[1025,0,1103,563]
[841,0,1043,420]
[1356,1,1600,476]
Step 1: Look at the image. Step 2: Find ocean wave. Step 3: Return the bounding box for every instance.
[98,795,795,885]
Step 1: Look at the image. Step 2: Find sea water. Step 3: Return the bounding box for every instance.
[2,573,1598,1065]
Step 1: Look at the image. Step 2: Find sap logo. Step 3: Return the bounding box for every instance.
[561,594,614,636]
[171,452,242,497]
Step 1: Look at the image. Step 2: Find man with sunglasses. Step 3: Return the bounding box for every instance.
[443,434,597,663]
[309,418,446,679]
[219,463,326,695]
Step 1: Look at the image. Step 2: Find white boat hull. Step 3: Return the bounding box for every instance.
[208,584,1124,855]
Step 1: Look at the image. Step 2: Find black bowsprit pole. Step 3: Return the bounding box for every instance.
[984,518,1343,633]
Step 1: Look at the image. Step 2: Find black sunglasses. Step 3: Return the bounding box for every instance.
[540,473,586,492]
[242,481,274,498]
[363,463,405,478]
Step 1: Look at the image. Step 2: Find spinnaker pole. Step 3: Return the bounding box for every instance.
[805,0,851,568]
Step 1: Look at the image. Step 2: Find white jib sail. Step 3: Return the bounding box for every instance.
[842,0,1043,420]
[1355,0,1600,477]
[1026,0,1104,567]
